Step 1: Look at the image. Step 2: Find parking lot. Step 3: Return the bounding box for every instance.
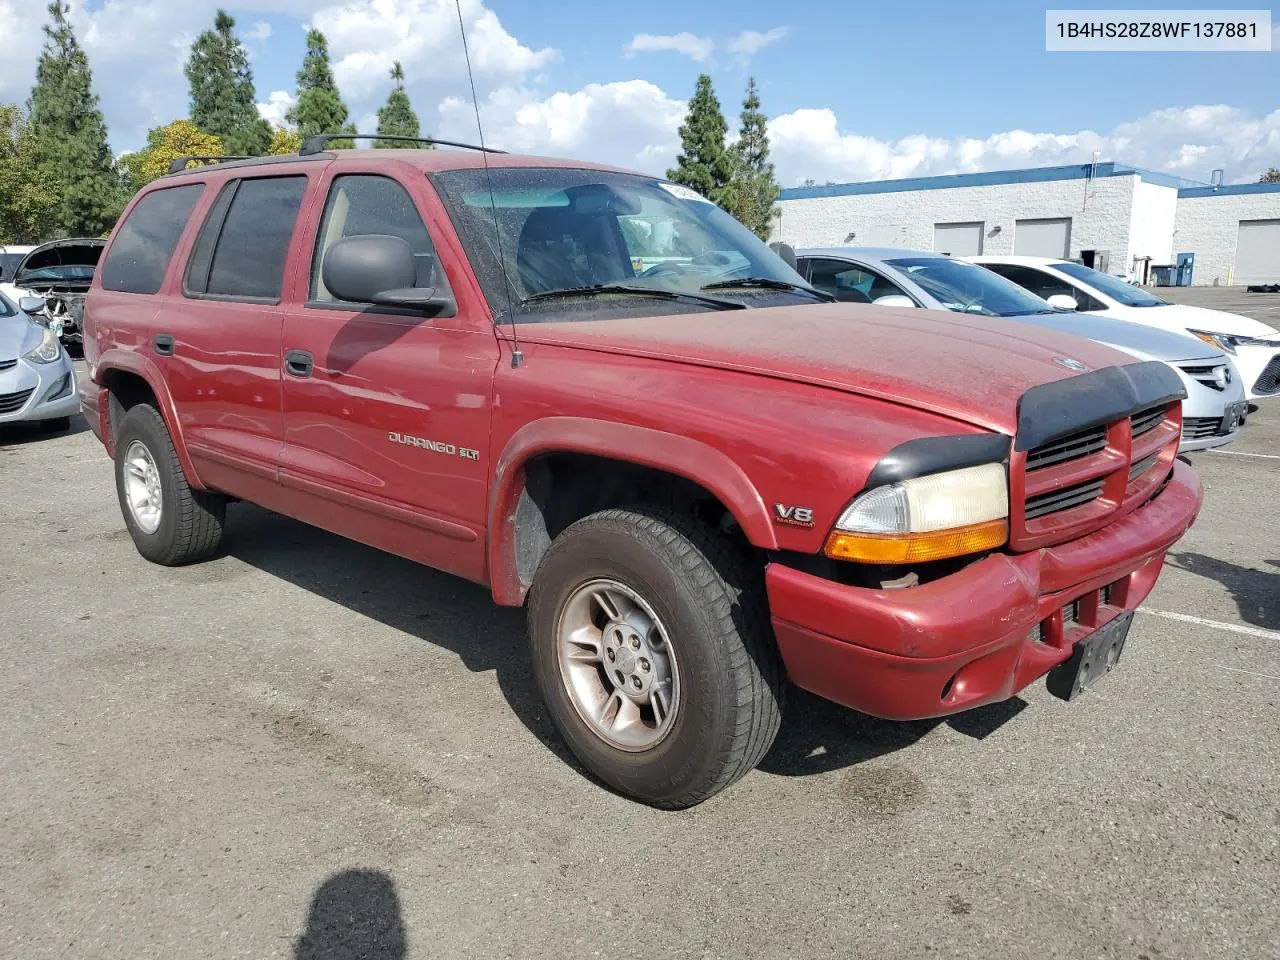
[2,288,1278,960]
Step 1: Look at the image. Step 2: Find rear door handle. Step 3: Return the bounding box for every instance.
[154,334,175,356]
[284,349,314,378]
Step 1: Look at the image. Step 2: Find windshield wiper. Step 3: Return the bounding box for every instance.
[520,283,746,311]
[700,277,836,302]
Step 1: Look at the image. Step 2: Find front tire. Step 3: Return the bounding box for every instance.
[113,404,226,565]
[527,506,783,808]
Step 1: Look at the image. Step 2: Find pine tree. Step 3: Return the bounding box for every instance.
[666,74,734,206]
[286,29,356,146]
[26,1,122,236]
[727,78,781,240]
[185,10,272,156]
[375,62,427,148]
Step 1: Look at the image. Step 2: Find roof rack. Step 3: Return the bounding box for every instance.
[166,155,254,175]
[298,133,507,157]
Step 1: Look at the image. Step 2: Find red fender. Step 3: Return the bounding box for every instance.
[94,349,207,490]
[487,416,777,606]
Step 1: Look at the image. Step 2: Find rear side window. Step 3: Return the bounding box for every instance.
[101,185,204,294]
[187,176,307,302]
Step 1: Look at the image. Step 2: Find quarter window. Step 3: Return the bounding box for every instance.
[101,185,205,295]
[310,175,450,303]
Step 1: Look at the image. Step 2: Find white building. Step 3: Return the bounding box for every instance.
[772,162,1280,286]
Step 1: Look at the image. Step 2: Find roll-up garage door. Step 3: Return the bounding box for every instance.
[933,222,984,256]
[1014,218,1071,258]
[1233,219,1280,285]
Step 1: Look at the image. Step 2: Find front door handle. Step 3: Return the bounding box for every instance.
[284,349,314,378]
[154,334,175,356]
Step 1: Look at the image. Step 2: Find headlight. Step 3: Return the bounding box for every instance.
[824,463,1009,563]
[22,325,62,364]
[1188,329,1277,356]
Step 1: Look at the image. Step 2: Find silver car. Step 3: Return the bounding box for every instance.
[0,291,79,431]
[796,247,1247,453]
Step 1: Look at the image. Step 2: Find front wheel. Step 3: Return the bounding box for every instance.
[527,506,783,808]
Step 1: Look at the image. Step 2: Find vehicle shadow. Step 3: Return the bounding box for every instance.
[0,415,88,447]
[760,689,1026,777]
[223,503,1028,785]
[1166,551,1280,630]
[294,868,405,960]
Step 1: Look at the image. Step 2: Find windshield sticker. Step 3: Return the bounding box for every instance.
[658,182,714,204]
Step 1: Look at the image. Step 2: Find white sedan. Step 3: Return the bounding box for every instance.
[969,255,1280,403]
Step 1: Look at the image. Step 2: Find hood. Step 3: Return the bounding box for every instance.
[517,303,1137,436]
[0,312,42,362]
[1149,302,1280,339]
[13,238,105,286]
[1001,310,1225,363]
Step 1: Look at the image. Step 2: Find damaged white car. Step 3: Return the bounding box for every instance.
[0,238,105,347]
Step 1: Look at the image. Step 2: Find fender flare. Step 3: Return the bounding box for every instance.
[486,416,778,605]
[95,349,207,490]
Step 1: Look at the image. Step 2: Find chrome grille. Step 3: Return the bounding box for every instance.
[1025,425,1107,470]
[1178,363,1229,391]
[1129,405,1167,438]
[0,387,34,413]
[1025,477,1105,520]
[0,358,16,372]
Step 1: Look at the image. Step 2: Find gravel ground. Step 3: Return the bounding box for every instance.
[2,299,1278,959]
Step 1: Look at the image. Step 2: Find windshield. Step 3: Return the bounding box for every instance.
[885,257,1061,317]
[430,167,816,321]
[1052,261,1168,307]
[17,264,96,283]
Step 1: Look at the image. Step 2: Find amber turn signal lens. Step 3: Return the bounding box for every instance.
[823,518,1009,564]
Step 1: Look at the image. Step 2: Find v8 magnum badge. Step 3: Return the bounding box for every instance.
[774,503,815,528]
[388,431,480,461]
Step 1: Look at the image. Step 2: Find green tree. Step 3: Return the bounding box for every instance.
[1261,167,1280,183]
[726,78,781,239]
[666,74,734,206]
[27,1,122,236]
[286,29,356,146]
[120,120,223,192]
[268,126,302,155]
[375,62,427,147]
[0,105,60,243]
[185,10,272,156]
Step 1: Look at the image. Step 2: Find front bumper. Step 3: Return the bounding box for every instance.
[0,351,78,424]
[767,459,1203,720]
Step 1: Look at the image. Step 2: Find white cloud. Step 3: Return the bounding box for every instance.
[245,20,272,41]
[726,26,789,59]
[256,89,296,127]
[767,105,1280,186]
[623,32,715,63]
[437,80,686,173]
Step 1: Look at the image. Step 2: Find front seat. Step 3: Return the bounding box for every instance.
[516,208,630,295]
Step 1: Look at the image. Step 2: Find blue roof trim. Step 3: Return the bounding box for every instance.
[1178,180,1280,199]
[779,161,1207,201]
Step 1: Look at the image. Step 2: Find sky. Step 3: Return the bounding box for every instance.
[0,0,1278,186]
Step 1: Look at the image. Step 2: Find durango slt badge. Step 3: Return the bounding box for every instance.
[388,431,480,461]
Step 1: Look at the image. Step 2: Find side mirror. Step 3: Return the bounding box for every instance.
[322,234,455,316]
[769,241,798,271]
[873,294,916,308]
[1046,293,1078,310]
[19,296,46,315]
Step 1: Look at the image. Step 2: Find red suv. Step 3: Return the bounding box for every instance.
[80,143,1203,807]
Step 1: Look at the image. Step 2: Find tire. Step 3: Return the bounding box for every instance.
[527,505,783,809]
[113,403,225,565]
[39,417,71,432]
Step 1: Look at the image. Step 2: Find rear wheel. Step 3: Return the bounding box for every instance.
[527,506,783,808]
[113,404,225,565]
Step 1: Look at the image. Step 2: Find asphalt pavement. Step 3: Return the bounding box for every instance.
[1,300,1277,959]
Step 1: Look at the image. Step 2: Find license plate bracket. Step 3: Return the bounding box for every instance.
[1046,611,1134,701]
[1222,400,1247,434]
